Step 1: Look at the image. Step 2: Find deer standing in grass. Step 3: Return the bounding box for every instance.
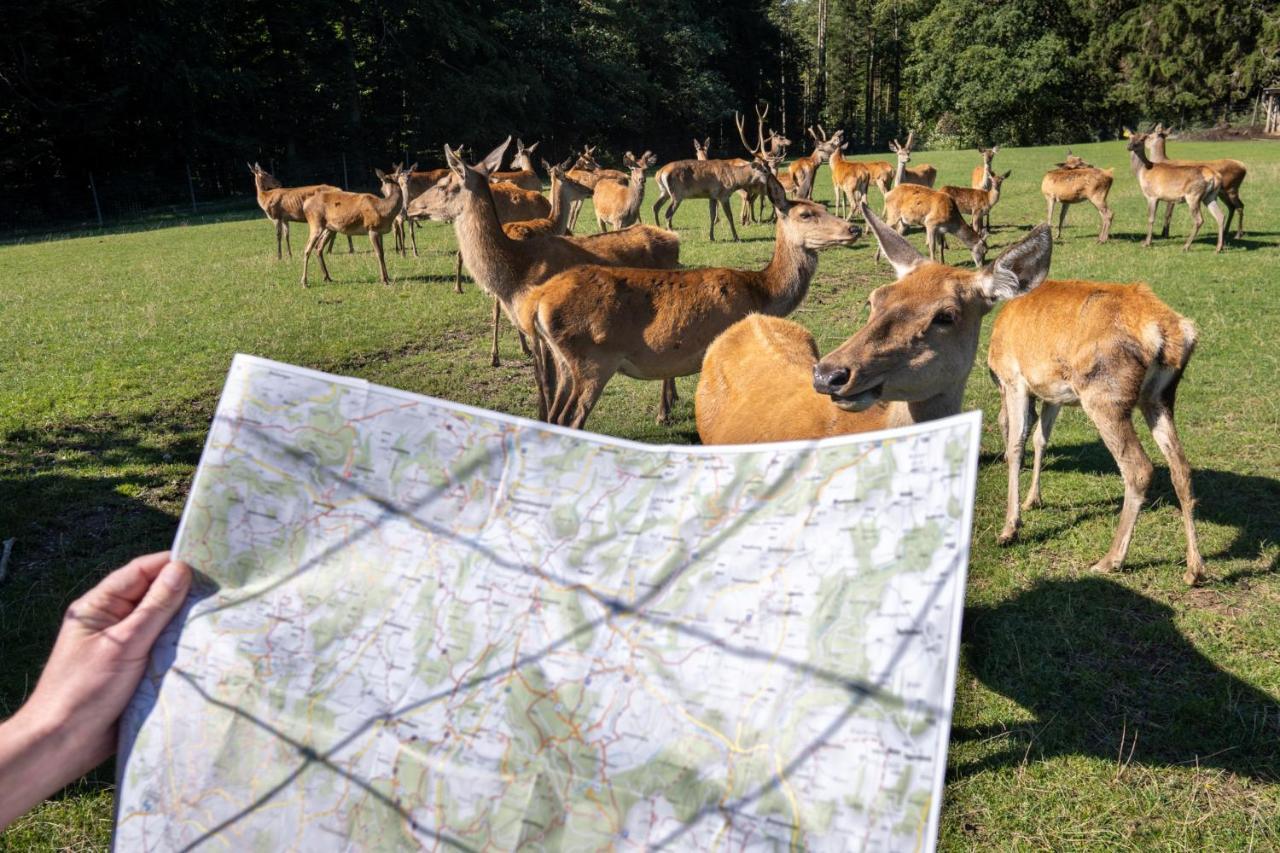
[1146,123,1247,240]
[830,144,871,220]
[941,170,1010,233]
[889,132,937,189]
[696,206,1052,444]
[735,105,791,225]
[880,183,988,267]
[786,125,845,200]
[593,151,657,231]
[970,146,999,189]
[300,165,408,286]
[1041,155,1114,242]
[650,139,771,241]
[521,172,861,430]
[1125,131,1224,252]
[445,140,682,421]
[989,276,1205,585]
[393,163,458,257]
[248,163,354,259]
[490,139,542,191]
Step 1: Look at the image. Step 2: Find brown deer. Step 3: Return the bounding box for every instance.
[888,132,937,189]
[941,170,1010,232]
[501,158,593,239]
[489,139,542,191]
[880,184,988,267]
[1146,123,1247,240]
[593,151,658,231]
[300,165,408,286]
[735,104,791,225]
[393,164,455,257]
[444,141,681,422]
[650,139,771,241]
[830,144,871,220]
[1041,157,1114,242]
[1125,131,1224,252]
[970,146,999,189]
[248,163,353,259]
[786,125,845,200]
[520,172,861,430]
[989,277,1205,585]
[695,205,1052,444]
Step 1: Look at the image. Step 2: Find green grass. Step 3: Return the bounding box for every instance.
[2,140,1278,849]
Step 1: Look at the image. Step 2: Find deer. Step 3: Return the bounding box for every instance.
[989,275,1205,585]
[502,157,594,239]
[941,170,1010,233]
[489,139,542,191]
[593,151,658,231]
[393,164,455,257]
[520,170,861,430]
[1146,123,1247,240]
[1041,156,1114,242]
[970,146,999,189]
[695,205,1052,445]
[888,131,937,189]
[248,163,354,259]
[1125,130,1224,252]
[300,165,408,287]
[786,125,845,200]
[880,184,988,267]
[444,140,682,422]
[650,135,772,241]
[830,143,872,220]
[735,104,791,225]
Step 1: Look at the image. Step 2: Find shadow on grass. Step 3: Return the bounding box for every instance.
[956,575,1280,782]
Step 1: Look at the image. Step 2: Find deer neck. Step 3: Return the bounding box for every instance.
[1149,137,1169,162]
[375,184,403,222]
[759,226,819,316]
[894,157,907,186]
[455,179,525,301]
[1130,148,1154,174]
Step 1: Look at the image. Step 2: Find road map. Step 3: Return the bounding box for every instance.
[115,354,981,851]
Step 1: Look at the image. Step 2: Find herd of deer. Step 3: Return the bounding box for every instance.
[248,116,1250,586]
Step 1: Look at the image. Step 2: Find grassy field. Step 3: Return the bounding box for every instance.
[2,139,1278,849]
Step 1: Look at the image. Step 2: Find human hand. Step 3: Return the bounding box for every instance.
[0,552,191,829]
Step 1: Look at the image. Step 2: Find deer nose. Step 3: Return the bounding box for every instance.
[847,223,862,240]
[812,363,851,394]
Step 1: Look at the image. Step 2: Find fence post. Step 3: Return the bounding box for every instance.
[186,161,198,213]
[88,171,104,227]
[342,153,349,189]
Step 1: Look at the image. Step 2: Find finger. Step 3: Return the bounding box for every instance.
[67,552,174,628]
[117,560,192,652]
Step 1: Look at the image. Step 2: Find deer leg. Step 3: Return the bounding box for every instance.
[1080,391,1153,574]
[1207,199,1225,253]
[300,228,321,287]
[490,298,502,368]
[1024,402,1061,510]
[664,197,681,233]
[316,231,334,282]
[410,219,420,258]
[1229,190,1244,239]
[1097,202,1114,243]
[722,199,740,242]
[346,235,355,254]
[455,250,464,294]
[1160,200,1175,238]
[1056,201,1070,240]
[1143,198,1158,247]
[567,368,613,431]
[656,379,676,425]
[997,379,1033,546]
[1140,388,1205,585]
[274,219,284,260]
[707,198,719,241]
[371,231,389,284]
[1045,197,1055,234]
[1182,198,1203,251]
[925,225,939,262]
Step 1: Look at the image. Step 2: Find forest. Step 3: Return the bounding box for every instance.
[1,0,1276,227]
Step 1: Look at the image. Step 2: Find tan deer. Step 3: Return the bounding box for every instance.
[1041,157,1114,242]
[593,151,658,231]
[444,141,681,421]
[989,277,1205,585]
[300,165,408,286]
[830,144,871,220]
[1146,123,1247,240]
[520,172,861,430]
[970,146,999,189]
[248,163,354,259]
[786,125,845,200]
[941,170,1010,232]
[735,104,791,225]
[489,139,542,191]
[650,139,771,241]
[1125,131,1224,252]
[888,132,937,189]
[880,184,988,267]
[696,208,1051,444]
[393,164,455,257]
[502,158,593,239]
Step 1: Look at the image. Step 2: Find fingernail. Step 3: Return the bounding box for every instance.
[160,560,192,592]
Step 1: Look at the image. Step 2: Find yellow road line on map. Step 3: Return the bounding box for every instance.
[774,749,803,851]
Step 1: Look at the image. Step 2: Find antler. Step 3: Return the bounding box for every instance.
[735,111,764,157]
[754,102,769,156]
[903,129,916,152]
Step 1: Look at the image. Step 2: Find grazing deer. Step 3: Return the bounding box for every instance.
[248,163,353,259]
[650,137,771,241]
[889,132,937,189]
[521,173,861,430]
[593,151,657,231]
[1146,123,1247,240]
[941,170,1010,233]
[830,144,871,220]
[989,278,1205,585]
[880,184,988,267]
[490,139,542,191]
[696,206,1052,445]
[1125,131,1224,252]
[970,146,999,189]
[1041,157,1114,242]
[787,125,845,200]
[444,140,681,423]
[300,165,408,286]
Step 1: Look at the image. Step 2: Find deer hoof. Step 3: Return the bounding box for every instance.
[1021,494,1042,511]
[996,526,1019,547]
[1089,557,1118,574]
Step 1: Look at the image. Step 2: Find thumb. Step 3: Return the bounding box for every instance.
[119,560,193,652]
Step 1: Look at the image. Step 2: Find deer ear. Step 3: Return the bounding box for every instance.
[247,162,256,174]
[407,162,418,173]
[976,224,1052,304]
[1002,169,1012,179]
[374,168,388,181]
[861,203,923,278]
[478,136,511,176]
[443,145,466,179]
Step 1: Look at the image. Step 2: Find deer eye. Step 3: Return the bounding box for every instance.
[932,310,958,327]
